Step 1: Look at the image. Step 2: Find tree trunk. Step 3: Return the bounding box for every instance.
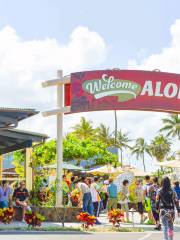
[114,110,117,146]
[142,153,146,172]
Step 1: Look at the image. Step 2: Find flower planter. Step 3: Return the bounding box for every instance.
[31,206,82,222]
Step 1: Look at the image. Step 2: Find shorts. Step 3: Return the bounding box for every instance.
[121,203,129,212]
[137,202,144,214]
[144,197,151,212]
[108,198,117,211]
[0,200,8,209]
[15,200,31,211]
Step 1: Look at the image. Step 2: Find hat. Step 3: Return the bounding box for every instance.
[104,180,109,185]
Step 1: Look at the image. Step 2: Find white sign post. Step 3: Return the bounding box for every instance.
[42,70,70,207]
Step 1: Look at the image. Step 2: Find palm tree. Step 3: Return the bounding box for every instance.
[72,117,95,139]
[116,130,131,166]
[159,114,180,139]
[149,135,171,162]
[96,123,113,146]
[131,138,151,172]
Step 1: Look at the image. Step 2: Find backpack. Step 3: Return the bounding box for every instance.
[159,189,175,209]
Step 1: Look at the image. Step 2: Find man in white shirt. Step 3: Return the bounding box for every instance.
[78,176,93,215]
[90,177,101,224]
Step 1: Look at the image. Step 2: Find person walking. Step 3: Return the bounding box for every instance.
[134,179,147,224]
[143,175,153,223]
[119,179,130,222]
[149,177,161,230]
[156,177,180,240]
[173,181,180,204]
[78,176,93,215]
[90,177,101,224]
[107,178,117,211]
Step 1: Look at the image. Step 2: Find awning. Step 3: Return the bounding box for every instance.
[87,165,123,175]
[155,160,180,168]
[0,108,38,129]
[44,162,85,171]
[0,129,48,154]
[123,166,152,177]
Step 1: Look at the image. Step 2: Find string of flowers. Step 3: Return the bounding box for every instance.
[76,212,96,230]
[108,209,124,227]
[0,208,15,224]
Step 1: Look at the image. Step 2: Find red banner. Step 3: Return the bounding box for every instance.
[67,70,180,113]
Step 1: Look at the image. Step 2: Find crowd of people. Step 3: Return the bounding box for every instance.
[62,174,180,239]
[1,174,180,239]
[0,180,30,222]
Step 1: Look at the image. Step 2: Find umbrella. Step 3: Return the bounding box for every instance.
[123,166,151,177]
[86,165,123,175]
[43,162,85,171]
[114,172,134,191]
[155,160,180,168]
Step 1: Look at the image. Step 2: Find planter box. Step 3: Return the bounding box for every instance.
[31,206,82,222]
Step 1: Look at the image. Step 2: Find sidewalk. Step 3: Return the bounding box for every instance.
[0,212,179,232]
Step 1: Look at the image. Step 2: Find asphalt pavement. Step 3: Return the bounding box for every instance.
[0,232,180,240]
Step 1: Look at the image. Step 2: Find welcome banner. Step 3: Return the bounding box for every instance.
[68,70,180,113]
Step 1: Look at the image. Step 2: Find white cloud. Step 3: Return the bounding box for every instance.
[128,19,180,73]
[0,25,107,136]
[126,19,180,158]
[1,20,180,170]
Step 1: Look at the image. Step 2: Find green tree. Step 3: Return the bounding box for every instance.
[13,150,25,177]
[63,133,118,167]
[131,138,151,172]
[159,114,180,139]
[149,135,171,162]
[32,139,56,167]
[72,117,95,140]
[116,130,131,166]
[96,123,113,146]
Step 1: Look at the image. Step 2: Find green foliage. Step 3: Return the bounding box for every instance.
[63,133,118,166]
[96,123,113,146]
[131,138,151,172]
[116,130,131,165]
[72,117,96,140]
[12,150,25,177]
[32,140,56,167]
[159,114,180,139]
[149,134,171,162]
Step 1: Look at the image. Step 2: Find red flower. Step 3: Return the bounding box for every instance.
[108,209,124,226]
[76,212,96,229]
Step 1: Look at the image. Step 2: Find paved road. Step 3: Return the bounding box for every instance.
[0,232,180,240]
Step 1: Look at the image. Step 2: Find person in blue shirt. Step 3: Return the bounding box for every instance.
[0,180,12,208]
[174,181,180,201]
[107,178,117,211]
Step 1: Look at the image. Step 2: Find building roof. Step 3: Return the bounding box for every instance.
[0,129,48,154]
[0,108,38,129]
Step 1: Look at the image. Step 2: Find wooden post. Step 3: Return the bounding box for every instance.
[25,147,33,190]
[0,155,3,180]
[56,70,63,207]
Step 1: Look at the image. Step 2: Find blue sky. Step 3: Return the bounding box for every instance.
[0,0,180,68]
[0,0,180,171]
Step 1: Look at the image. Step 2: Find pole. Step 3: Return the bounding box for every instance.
[114,110,117,146]
[56,70,64,207]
